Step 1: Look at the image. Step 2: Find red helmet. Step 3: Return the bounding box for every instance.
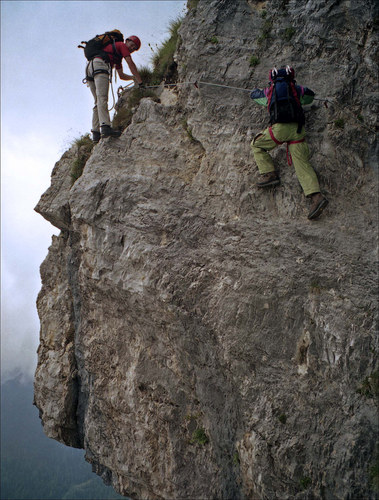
[126,35,141,51]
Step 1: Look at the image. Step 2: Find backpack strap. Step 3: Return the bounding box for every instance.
[267,82,278,124]
[266,83,274,114]
[289,81,305,133]
[289,81,301,109]
[106,39,122,66]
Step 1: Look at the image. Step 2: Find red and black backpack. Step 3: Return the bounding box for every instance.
[266,66,305,132]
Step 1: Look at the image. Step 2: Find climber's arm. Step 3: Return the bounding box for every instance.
[123,56,143,85]
[250,88,268,106]
[116,68,134,81]
[300,86,315,105]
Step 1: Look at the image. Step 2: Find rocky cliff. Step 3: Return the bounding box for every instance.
[34,0,378,498]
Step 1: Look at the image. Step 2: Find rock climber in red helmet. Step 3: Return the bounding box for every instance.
[85,34,144,141]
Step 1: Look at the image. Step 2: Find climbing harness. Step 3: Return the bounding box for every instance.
[82,59,111,84]
[82,59,118,112]
[268,126,305,166]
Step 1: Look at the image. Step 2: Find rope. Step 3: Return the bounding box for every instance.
[132,80,254,92]
[196,81,253,92]
[116,80,376,134]
[117,82,134,98]
[108,68,116,111]
[136,81,196,89]
[120,80,329,99]
[313,97,376,133]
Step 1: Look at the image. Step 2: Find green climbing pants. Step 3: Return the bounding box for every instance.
[251,122,320,196]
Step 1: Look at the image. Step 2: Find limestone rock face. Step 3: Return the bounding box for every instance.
[34,1,378,498]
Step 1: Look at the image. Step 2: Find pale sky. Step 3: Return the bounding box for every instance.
[1,0,187,381]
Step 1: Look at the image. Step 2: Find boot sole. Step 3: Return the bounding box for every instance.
[257,179,281,188]
[308,198,329,220]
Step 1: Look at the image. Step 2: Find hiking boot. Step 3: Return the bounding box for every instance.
[100,125,122,138]
[308,193,329,220]
[91,130,101,143]
[257,172,280,188]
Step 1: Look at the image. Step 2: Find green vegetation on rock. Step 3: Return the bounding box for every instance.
[71,134,94,184]
[112,17,182,131]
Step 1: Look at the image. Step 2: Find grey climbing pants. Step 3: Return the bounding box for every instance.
[86,58,111,131]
